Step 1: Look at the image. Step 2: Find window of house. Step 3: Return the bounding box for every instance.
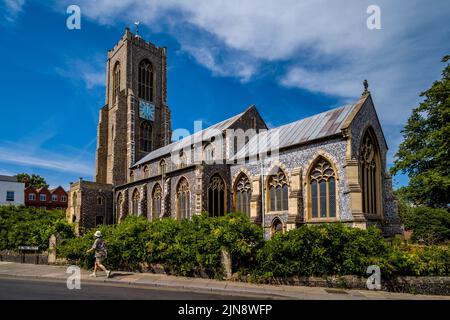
[234,173,251,216]
[52,194,58,202]
[140,121,152,152]
[61,195,67,202]
[176,178,190,220]
[309,157,337,219]
[159,160,166,175]
[6,191,14,202]
[29,193,36,201]
[40,194,47,202]
[132,189,140,215]
[267,169,289,212]
[208,174,226,217]
[360,129,380,215]
[113,62,120,104]
[138,59,153,101]
[152,184,162,220]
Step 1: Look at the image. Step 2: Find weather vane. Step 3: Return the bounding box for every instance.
[134,20,140,38]
[363,79,369,94]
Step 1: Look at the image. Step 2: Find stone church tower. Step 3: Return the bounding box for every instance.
[96,27,171,186]
[67,28,171,234]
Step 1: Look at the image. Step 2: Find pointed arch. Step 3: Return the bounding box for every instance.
[307,156,338,219]
[233,172,251,216]
[266,167,289,212]
[140,121,152,152]
[176,177,191,220]
[151,183,162,220]
[271,217,284,235]
[208,174,226,217]
[112,61,120,104]
[359,127,382,216]
[132,188,140,215]
[138,59,153,101]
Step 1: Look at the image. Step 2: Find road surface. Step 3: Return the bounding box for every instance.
[0,276,260,300]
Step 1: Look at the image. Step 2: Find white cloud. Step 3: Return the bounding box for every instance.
[48,0,449,164]
[0,142,93,176]
[56,57,105,89]
[2,0,25,22]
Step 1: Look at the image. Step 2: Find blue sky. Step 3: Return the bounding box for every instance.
[0,0,449,189]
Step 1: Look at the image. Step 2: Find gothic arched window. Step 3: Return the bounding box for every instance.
[272,218,283,234]
[360,129,380,215]
[140,121,152,152]
[159,160,166,175]
[143,165,150,178]
[309,157,337,219]
[117,192,124,221]
[176,178,190,220]
[208,174,226,217]
[130,171,135,183]
[267,168,289,212]
[234,173,251,216]
[138,59,153,101]
[204,143,215,164]
[132,188,140,215]
[152,184,162,220]
[113,62,120,104]
[179,150,187,169]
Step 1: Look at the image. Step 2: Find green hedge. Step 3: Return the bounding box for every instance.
[58,213,263,277]
[56,215,450,279]
[0,205,74,251]
[253,224,388,278]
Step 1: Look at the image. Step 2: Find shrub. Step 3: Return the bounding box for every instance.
[0,205,74,251]
[58,213,263,277]
[253,223,388,278]
[407,207,450,244]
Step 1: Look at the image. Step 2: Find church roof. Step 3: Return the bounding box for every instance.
[133,109,246,167]
[234,103,357,159]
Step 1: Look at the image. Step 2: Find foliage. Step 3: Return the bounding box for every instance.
[406,207,450,244]
[371,239,450,277]
[58,213,263,277]
[15,173,49,189]
[253,223,388,278]
[0,205,74,251]
[390,55,450,208]
[56,215,449,278]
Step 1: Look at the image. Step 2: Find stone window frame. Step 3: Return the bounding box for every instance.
[271,217,284,235]
[359,127,382,217]
[176,177,191,220]
[143,165,150,178]
[151,183,162,220]
[112,61,120,105]
[131,188,140,216]
[305,154,340,222]
[208,173,227,217]
[140,121,152,152]
[159,159,166,175]
[138,59,154,102]
[233,172,252,217]
[266,167,289,213]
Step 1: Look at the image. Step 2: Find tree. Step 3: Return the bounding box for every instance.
[390,55,450,208]
[15,173,49,189]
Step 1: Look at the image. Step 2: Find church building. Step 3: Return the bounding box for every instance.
[67,29,403,238]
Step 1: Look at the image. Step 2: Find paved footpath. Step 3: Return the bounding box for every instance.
[0,262,448,300]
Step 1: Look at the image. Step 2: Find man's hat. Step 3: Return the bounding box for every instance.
[94,230,102,238]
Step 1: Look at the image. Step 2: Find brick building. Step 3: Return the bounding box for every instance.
[25,186,68,210]
[67,29,403,237]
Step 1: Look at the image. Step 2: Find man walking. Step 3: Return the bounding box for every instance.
[86,230,111,278]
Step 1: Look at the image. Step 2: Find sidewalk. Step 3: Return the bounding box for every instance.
[0,262,448,300]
